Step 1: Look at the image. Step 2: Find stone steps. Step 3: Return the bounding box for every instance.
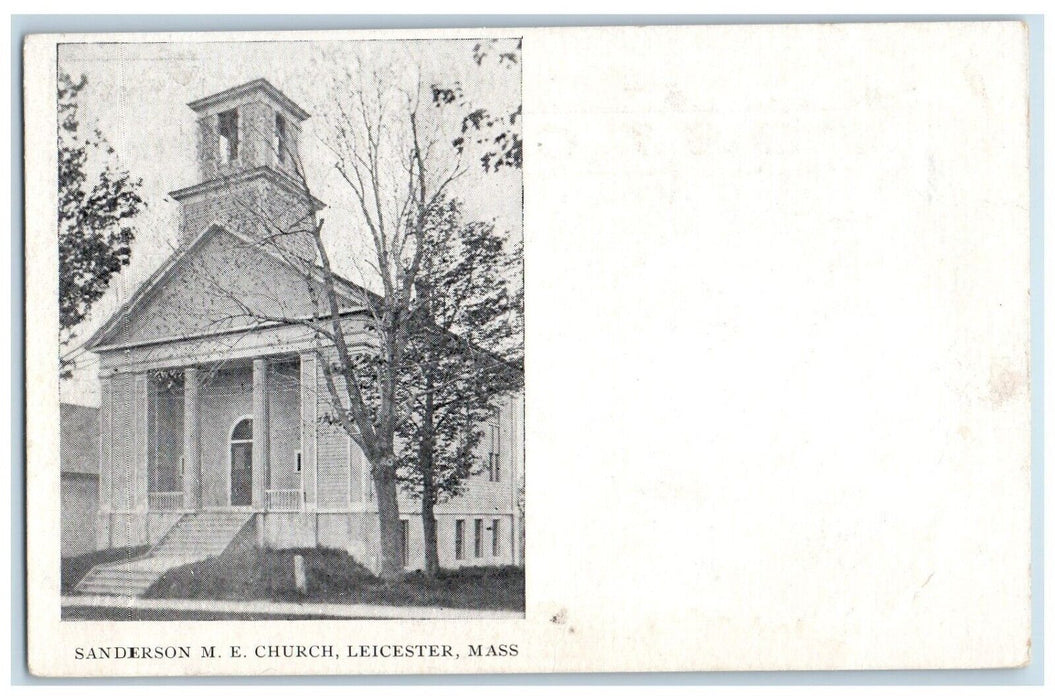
[75,566,171,597]
[74,512,253,597]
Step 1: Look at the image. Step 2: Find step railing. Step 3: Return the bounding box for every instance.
[148,491,183,512]
[265,489,304,512]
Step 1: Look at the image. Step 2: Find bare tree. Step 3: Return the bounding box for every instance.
[319,63,468,580]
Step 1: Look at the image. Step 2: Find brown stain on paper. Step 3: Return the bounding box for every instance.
[988,365,1025,407]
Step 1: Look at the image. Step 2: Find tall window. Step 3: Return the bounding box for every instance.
[400,519,409,568]
[455,519,465,560]
[487,423,501,482]
[148,373,184,495]
[229,417,253,507]
[218,108,239,163]
[274,113,287,164]
[474,518,483,558]
[492,519,501,557]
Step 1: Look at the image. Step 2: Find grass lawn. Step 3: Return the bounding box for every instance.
[144,538,524,611]
[61,546,149,593]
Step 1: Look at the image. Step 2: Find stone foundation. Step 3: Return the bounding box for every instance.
[94,510,520,575]
[96,511,184,550]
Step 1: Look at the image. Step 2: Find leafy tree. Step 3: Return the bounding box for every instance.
[58,73,145,377]
[396,198,523,576]
[431,39,522,172]
[310,199,522,578]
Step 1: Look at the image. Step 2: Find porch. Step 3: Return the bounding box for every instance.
[146,489,305,513]
[100,354,314,525]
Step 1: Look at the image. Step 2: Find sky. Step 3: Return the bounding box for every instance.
[58,37,522,406]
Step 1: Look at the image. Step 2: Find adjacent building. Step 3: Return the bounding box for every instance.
[60,403,100,557]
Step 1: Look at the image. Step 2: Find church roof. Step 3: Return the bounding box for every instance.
[85,223,374,353]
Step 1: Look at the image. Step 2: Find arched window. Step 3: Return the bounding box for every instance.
[232,417,253,441]
[230,417,253,506]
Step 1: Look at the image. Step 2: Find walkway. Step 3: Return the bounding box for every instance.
[60,595,523,620]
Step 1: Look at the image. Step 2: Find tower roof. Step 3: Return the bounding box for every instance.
[187,78,310,121]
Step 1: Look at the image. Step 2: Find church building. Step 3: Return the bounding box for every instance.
[78,79,523,595]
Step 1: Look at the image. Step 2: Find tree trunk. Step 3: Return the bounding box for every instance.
[373,314,406,583]
[421,441,439,578]
[372,453,404,582]
[419,365,440,577]
[422,490,439,578]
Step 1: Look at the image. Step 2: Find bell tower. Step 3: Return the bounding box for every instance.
[169,79,323,260]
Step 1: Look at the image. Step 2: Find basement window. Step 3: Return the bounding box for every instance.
[218,108,239,163]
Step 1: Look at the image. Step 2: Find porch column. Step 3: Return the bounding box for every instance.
[182,367,201,510]
[98,374,113,513]
[97,373,114,549]
[134,373,149,514]
[300,352,317,510]
[252,358,270,509]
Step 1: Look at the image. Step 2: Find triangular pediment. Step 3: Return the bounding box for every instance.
[89,225,369,350]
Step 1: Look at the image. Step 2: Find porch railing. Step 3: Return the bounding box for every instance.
[266,489,304,512]
[148,491,183,511]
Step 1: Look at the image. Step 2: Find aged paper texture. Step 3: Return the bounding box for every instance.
[25,22,1030,676]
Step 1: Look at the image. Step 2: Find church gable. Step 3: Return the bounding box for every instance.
[91,226,364,349]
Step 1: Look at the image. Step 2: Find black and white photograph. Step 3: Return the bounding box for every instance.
[54,37,525,621]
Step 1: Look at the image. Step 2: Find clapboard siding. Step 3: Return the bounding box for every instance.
[111,374,136,511]
[310,355,522,516]
[300,353,318,507]
[349,436,365,503]
[99,377,112,512]
[316,421,349,509]
[315,354,349,509]
[134,372,149,511]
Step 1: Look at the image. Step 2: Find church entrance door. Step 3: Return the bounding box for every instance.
[230,417,253,507]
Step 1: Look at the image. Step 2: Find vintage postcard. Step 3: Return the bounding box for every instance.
[24,22,1032,676]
